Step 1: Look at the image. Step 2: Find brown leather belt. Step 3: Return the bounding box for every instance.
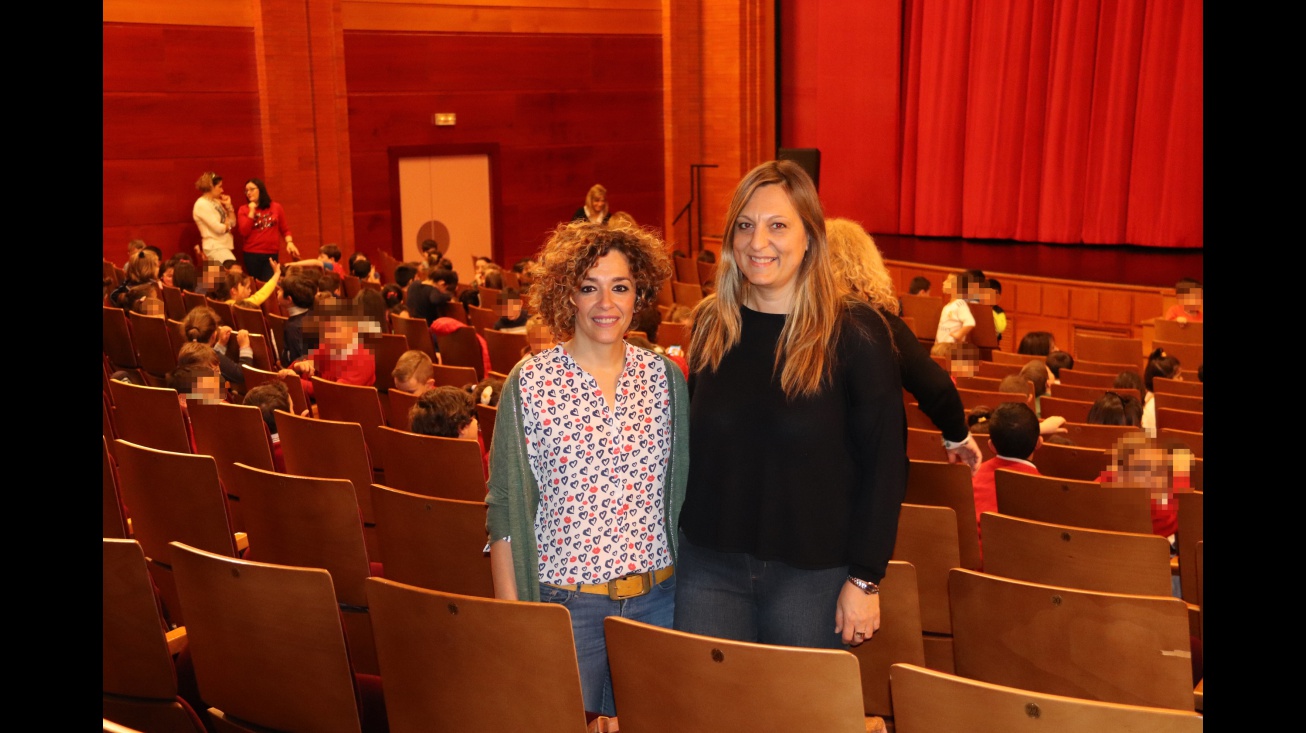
[544,566,674,600]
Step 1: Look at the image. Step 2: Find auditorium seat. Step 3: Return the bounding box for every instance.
[948,569,1194,711]
[370,484,493,598]
[888,663,1202,733]
[605,617,868,732]
[366,577,592,731]
[169,541,385,733]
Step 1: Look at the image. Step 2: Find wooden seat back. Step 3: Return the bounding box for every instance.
[1074,334,1144,369]
[187,401,276,534]
[1061,422,1145,450]
[899,294,943,343]
[1153,376,1202,397]
[108,380,192,454]
[477,286,502,308]
[103,305,141,371]
[160,285,187,321]
[1154,392,1203,412]
[1155,407,1202,433]
[673,255,698,284]
[103,437,129,539]
[275,409,379,558]
[390,313,439,360]
[1153,318,1202,345]
[102,538,207,733]
[955,388,1030,412]
[425,365,475,392]
[372,333,410,398]
[169,541,364,733]
[370,485,493,598]
[1037,395,1092,423]
[891,503,961,635]
[905,460,981,570]
[467,304,498,334]
[605,617,867,732]
[994,469,1153,534]
[953,375,1002,392]
[980,512,1173,596]
[482,328,528,375]
[376,426,486,502]
[128,312,178,380]
[1176,492,1203,605]
[477,403,498,451]
[888,663,1203,733]
[1150,339,1202,371]
[181,291,207,315]
[365,578,589,732]
[240,364,310,417]
[1031,441,1109,481]
[991,350,1043,366]
[948,569,1193,711]
[656,320,689,349]
[696,259,717,286]
[1055,368,1118,388]
[1159,427,1202,457]
[905,427,949,463]
[847,561,926,719]
[672,280,704,307]
[976,360,1023,379]
[387,388,420,431]
[311,377,388,474]
[1067,358,1138,376]
[435,325,486,381]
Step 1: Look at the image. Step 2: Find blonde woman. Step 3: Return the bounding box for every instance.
[571,183,611,225]
[673,161,907,650]
[826,217,982,472]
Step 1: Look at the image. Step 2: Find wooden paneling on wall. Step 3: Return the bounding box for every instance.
[885,261,1167,359]
[344,30,664,267]
[103,22,263,261]
[104,0,664,267]
[662,0,774,256]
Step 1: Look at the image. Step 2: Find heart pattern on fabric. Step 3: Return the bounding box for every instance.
[519,344,673,585]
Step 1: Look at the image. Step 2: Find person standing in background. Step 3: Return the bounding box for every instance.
[193,172,236,264]
[237,178,299,282]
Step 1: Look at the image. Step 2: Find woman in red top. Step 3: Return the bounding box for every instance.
[237,178,299,282]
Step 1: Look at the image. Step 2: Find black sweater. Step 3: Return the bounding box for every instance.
[885,311,968,442]
[680,303,908,583]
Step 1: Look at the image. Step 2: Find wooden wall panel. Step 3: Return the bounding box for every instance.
[345,30,664,266]
[341,0,660,34]
[103,22,263,261]
[1040,284,1069,318]
[1068,286,1100,323]
[1098,289,1135,325]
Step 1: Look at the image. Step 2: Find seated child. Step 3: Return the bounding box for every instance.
[1086,392,1144,426]
[1045,350,1074,384]
[944,342,981,383]
[970,402,1043,558]
[908,276,931,296]
[243,381,293,472]
[492,287,530,331]
[1164,278,1202,324]
[318,243,343,272]
[523,315,557,358]
[409,386,488,479]
[279,273,319,365]
[931,270,982,355]
[167,363,225,453]
[986,278,1006,344]
[283,301,377,398]
[1099,432,1190,552]
[391,349,436,394]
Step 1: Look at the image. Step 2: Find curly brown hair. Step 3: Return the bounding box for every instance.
[529,221,672,342]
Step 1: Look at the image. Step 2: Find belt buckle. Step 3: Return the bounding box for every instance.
[607,571,652,600]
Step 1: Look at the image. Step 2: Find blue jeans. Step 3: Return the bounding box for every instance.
[672,531,846,649]
[538,572,676,717]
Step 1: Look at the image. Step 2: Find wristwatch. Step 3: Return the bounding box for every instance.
[847,576,880,595]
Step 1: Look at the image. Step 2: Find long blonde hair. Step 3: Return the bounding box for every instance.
[688,160,845,399]
[826,217,897,313]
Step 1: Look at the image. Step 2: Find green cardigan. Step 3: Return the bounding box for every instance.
[485,351,691,602]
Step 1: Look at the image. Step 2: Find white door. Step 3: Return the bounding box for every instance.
[398,154,493,278]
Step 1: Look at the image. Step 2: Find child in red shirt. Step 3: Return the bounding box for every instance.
[970,402,1043,561]
[1163,278,1203,324]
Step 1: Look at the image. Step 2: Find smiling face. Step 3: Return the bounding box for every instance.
[569,249,635,350]
[731,184,808,310]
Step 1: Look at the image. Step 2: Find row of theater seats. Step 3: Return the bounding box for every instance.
[104,378,1205,731]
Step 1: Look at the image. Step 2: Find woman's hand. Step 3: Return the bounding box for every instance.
[285,240,300,258]
[834,580,881,647]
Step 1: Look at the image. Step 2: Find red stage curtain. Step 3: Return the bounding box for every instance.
[899,0,1201,248]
